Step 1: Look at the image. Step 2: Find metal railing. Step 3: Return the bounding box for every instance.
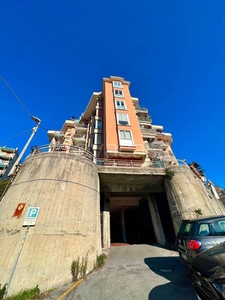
[96,159,144,168]
[27,144,94,161]
[141,127,157,135]
[73,134,86,139]
[138,116,152,123]
[146,143,162,150]
[135,107,148,112]
[26,144,189,171]
[74,123,88,128]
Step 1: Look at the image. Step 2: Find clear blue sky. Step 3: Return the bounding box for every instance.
[0,0,225,188]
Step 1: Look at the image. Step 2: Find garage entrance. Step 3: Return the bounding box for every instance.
[108,194,175,245]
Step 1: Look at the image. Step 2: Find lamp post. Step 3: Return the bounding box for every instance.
[8,116,41,177]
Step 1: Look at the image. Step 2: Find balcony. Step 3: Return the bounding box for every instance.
[72,134,86,147]
[0,153,12,160]
[141,127,157,136]
[74,123,88,134]
[0,147,15,153]
[135,106,148,113]
[138,116,152,123]
[146,142,162,150]
[160,141,170,149]
[96,159,143,168]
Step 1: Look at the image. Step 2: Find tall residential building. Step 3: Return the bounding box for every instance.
[0,146,18,180]
[48,76,175,168]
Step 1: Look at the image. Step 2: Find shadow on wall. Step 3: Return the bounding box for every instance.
[144,257,197,300]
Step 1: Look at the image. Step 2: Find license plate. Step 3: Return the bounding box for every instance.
[181,253,187,260]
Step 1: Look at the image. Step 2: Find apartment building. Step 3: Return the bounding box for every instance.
[48,76,175,168]
[0,146,18,180]
[46,76,181,246]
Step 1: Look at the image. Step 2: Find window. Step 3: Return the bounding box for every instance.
[115,100,126,110]
[96,120,102,130]
[113,81,122,88]
[199,224,210,236]
[117,113,129,126]
[114,89,124,98]
[94,134,102,145]
[178,222,193,236]
[119,130,133,146]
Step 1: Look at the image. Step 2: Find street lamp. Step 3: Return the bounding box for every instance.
[8,116,41,177]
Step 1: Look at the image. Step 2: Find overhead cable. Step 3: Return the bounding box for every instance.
[0,128,33,144]
[0,75,33,117]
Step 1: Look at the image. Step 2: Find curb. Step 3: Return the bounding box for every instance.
[56,279,84,300]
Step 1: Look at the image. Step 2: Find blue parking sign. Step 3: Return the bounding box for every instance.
[23,207,40,227]
[27,207,39,218]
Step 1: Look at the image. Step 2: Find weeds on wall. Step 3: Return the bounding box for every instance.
[165,169,175,180]
[94,253,108,270]
[71,253,108,282]
[194,209,203,218]
[71,256,88,282]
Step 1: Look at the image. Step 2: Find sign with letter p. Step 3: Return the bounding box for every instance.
[23,207,40,227]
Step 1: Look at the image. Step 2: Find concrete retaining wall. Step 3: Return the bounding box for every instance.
[164,165,225,234]
[0,152,101,296]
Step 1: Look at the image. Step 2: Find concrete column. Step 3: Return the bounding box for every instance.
[164,165,225,235]
[102,194,111,249]
[120,207,127,243]
[147,195,166,245]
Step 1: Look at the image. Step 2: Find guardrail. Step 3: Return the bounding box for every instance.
[26,144,189,170]
[28,144,94,161]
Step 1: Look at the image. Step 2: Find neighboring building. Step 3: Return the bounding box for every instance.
[0,146,18,180]
[1,76,225,296]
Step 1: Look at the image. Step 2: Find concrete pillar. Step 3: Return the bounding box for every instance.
[164,165,225,235]
[147,195,166,245]
[102,194,111,249]
[120,207,127,243]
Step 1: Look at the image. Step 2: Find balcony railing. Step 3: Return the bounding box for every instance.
[141,128,157,135]
[96,159,143,168]
[146,143,162,150]
[74,123,88,128]
[26,144,189,171]
[135,107,148,112]
[28,144,94,161]
[73,134,86,139]
[138,116,152,123]
[0,154,11,160]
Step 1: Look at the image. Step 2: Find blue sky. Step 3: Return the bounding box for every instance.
[0,0,225,188]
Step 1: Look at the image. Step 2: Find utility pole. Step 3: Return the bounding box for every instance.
[8,116,41,177]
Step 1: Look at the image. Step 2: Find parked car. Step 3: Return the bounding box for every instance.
[177,215,225,268]
[191,242,225,300]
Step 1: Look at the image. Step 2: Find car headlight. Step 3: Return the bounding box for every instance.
[212,283,225,298]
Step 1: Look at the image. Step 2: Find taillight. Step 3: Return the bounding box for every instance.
[188,240,201,250]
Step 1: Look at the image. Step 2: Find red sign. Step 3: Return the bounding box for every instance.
[13,203,26,217]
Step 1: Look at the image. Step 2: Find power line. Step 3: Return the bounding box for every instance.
[0,128,33,144]
[0,75,33,117]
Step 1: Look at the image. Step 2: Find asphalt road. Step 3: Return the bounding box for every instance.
[61,244,197,300]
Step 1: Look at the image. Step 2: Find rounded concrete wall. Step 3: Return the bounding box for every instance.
[0,152,101,296]
[164,165,225,234]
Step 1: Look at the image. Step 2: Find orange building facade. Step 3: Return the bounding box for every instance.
[75,76,175,167]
